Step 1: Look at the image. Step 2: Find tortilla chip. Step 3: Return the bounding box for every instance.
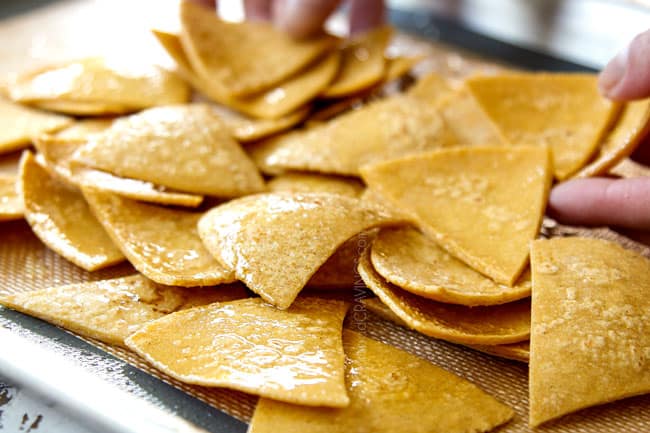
[126,297,350,406]
[9,58,190,113]
[0,274,246,347]
[609,157,650,178]
[0,98,71,155]
[249,330,513,433]
[322,26,392,98]
[361,146,552,285]
[0,151,22,176]
[529,237,650,426]
[307,233,367,289]
[267,173,365,197]
[179,1,335,97]
[358,249,530,345]
[0,175,23,221]
[46,119,114,141]
[371,227,531,306]
[575,99,650,178]
[82,188,235,287]
[466,73,618,179]
[19,152,124,271]
[384,56,422,82]
[438,88,504,146]
[72,104,264,197]
[216,106,311,143]
[406,72,454,102]
[198,193,404,308]
[249,95,453,176]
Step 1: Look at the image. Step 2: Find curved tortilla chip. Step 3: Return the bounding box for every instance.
[72,105,264,197]
[249,330,514,433]
[0,275,246,347]
[438,88,503,146]
[217,106,311,143]
[46,118,114,142]
[82,188,235,287]
[32,100,131,116]
[126,297,350,407]
[198,193,404,308]
[406,72,454,102]
[361,146,552,285]
[307,234,367,289]
[371,227,531,306]
[19,152,124,271]
[358,249,530,345]
[384,56,422,82]
[529,238,650,426]
[267,172,364,197]
[0,175,23,221]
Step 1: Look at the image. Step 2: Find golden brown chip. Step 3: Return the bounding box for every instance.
[466,73,618,179]
[575,99,650,178]
[32,100,131,116]
[371,227,531,306]
[529,238,650,426]
[0,275,246,347]
[47,118,114,141]
[82,188,235,287]
[249,95,453,176]
[384,56,423,82]
[307,234,366,289]
[72,105,264,197]
[179,1,335,97]
[267,172,365,197]
[217,106,311,143]
[438,88,504,146]
[126,297,350,406]
[249,330,514,433]
[198,193,404,309]
[19,152,124,271]
[0,97,71,155]
[358,249,530,345]
[0,175,23,221]
[361,146,552,285]
[322,26,392,98]
[406,72,454,102]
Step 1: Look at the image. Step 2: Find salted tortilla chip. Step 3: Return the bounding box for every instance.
[0,175,23,221]
[216,106,310,142]
[466,73,618,179]
[406,72,454,102]
[126,297,350,406]
[371,227,531,306]
[9,58,190,113]
[72,104,264,197]
[0,98,71,154]
[361,146,552,285]
[249,330,513,433]
[358,249,530,345]
[575,99,650,178]
[82,188,235,287]
[179,1,335,97]
[249,95,453,176]
[267,173,364,197]
[384,56,422,82]
[198,193,404,308]
[0,274,246,347]
[438,88,504,146]
[19,152,124,271]
[529,237,650,426]
[322,26,391,98]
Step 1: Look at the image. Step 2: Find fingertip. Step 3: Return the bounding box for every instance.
[599,29,650,101]
[273,0,341,39]
[349,0,385,35]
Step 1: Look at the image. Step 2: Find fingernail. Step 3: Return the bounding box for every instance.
[599,43,629,95]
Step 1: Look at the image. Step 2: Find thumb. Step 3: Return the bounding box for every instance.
[599,28,650,101]
[273,0,342,38]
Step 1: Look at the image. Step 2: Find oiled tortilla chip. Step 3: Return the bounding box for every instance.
[82,188,235,287]
[0,275,246,347]
[358,249,530,345]
[361,146,552,285]
[198,193,404,308]
[371,227,531,306]
[529,238,650,426]
[466,73,618,179]
[307,234,368,289]
[126,297,350,406]
[72,104,264,197]
[438,89,503,146]
[249,330,514,433]
[407,72,454,102]
[19,152,124,271]
[0,175,23,221]
[267,172,364,197]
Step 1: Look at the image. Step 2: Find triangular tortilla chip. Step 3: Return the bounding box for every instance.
[438,88,504,146]
[45,118,114,141]
[0,274,246,347]
[215,106,311,143]
[249,330,514,433]
[407,72,454,102]
[322,26,392,98]
[267,173,365,197]
[72,104,264,197]
[307,233,367,289]
[361,146,552,285]
[384,56,423,82]
[198,193,404,308]
[19,152,124,271]
[32,100,131,116]
[249,95,453,176]
[358,249,530,345]
[0,175,23,221]
[371,227,531,306]
[179,1,335,97]
[575,99,650,178]
[126,297,350,406]
[529,237,650,426]
[466,73,618,179]
[82,188,235,287]
[0,97,71,154]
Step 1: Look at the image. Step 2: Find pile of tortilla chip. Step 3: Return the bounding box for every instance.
[2,1,650,430]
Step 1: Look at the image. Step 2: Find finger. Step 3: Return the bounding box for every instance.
[549,177,650,230]
[273,0,342,39]
[599,28,650,101]
[244,0,272,21]
[188,0,217,10]
[349,0,385,35]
